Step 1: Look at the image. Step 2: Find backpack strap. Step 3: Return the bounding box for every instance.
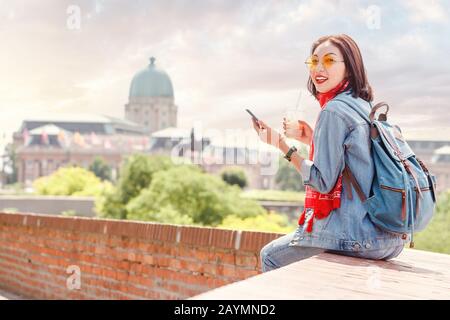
[417,157,437,203]
[343,164,367,202]
[334,95,389,124]
[369,102,389,122]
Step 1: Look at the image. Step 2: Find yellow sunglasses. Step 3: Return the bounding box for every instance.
[305,54,345,71]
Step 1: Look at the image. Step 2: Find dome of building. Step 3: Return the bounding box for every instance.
[129,57,174,98]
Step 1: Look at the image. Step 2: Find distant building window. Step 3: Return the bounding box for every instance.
[104,124,114,134]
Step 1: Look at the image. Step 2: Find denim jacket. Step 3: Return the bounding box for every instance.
[289,90,407,252]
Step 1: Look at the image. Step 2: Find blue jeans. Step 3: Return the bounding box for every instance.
[260,230,404,273]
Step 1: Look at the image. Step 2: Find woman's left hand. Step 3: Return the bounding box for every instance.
[251,118,284,148]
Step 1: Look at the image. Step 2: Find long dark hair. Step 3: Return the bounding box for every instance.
[307,34,373,102]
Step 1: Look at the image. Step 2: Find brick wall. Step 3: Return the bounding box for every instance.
[0,212,283,300]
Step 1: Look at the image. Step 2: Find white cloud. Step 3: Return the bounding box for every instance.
[403,0,448,24]
[288,0,337,24]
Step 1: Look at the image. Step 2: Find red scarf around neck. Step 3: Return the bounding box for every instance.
[298,78,350,232]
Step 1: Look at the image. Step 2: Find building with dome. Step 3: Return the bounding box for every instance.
[125,57,178,134]
[8,56,181,187]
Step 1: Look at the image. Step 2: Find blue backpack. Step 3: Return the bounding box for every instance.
[335,95,437,248]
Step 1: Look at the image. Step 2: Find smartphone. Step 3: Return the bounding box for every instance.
[246,108,260,121]
[246,108,261,128]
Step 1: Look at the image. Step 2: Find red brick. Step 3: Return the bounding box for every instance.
[235,253,258,267]
[209,251,236,265]
[142,255,154,265]
[235,268,259,279]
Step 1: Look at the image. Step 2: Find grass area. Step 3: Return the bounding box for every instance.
[413,190,450,254]
[0,183,30,195]
[241,189,305,202]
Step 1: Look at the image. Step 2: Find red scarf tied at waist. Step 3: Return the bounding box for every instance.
[298,78,350,232]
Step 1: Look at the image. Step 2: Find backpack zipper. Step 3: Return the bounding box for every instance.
[380,185,406,221]
[380,184,430,192]
[380,184,430,223]
[380,185,403,192]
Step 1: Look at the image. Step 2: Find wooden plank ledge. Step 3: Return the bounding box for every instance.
[190,249,450,300]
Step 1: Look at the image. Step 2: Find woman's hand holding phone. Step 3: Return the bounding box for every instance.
[247,109,284,148]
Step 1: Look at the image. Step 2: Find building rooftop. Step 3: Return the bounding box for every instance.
[151,126,191,138]
[28,124,68,136]
[22,113,113,123]
[18,113,147,136]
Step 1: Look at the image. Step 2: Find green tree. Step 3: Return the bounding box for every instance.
[241,189,304,202]
[33,166,111,197]
[220,166,248,189]
[126,165,265,226]
[131,204,195,225]
[413,190,450,254]
[117,154,174,204]
[275,144,308,191]
[275,155,305,191]
[89,156,112,181]
[95,185,125,219]
[95,154,176,219]
[3,143,18,185]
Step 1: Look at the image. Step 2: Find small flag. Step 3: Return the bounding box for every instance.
[41,130,49,145]
[73,132,85,147]
[104,138,112,149]
[57,129,67,147]
[22,128,30,146]
[90,132,101,145]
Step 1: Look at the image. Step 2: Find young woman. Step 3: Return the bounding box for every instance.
[251,34,406,273]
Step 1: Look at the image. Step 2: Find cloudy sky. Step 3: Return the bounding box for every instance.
[0,0,449,150]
